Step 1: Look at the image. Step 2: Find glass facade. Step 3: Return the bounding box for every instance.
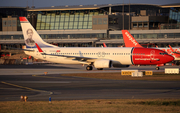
[0,33,106,40]
[110,33,180,39]
[0,35,23,40]
[39,33,106,39]
[1,32,180,40]
[36,10,104,30]
[169,8,180,24]
[160,7,180,29]
[160,24,180,29]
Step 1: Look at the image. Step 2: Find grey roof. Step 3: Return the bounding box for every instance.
[27,3,161,11]
[161,3,180,6]
[161,3,180,8]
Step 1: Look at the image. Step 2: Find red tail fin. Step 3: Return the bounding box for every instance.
[122,30,143,47]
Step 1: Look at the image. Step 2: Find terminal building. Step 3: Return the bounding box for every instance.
[0,3,180,57]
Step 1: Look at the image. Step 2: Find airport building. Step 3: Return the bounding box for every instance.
[0,3,180,57]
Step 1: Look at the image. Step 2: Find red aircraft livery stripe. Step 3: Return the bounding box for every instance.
[35,43,43,53]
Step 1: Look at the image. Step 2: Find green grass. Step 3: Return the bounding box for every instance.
[0,99,180,113]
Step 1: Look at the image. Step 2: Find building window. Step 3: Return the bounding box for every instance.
[133,23,137,27]
[138,23,142,27]
[149,22,153,27]
[103,18,107,24]
[93,18,97,25]
[98,18,102,24]
[3,20,7,27]
[109,18,113,24]
[8,20,11,27]
[144,23,148,27]
[12,20,16,27]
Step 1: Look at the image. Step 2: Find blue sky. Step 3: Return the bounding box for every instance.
[0,0,179,8]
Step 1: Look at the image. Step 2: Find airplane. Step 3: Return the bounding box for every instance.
[19,17,174,70]
[122,30,180,66]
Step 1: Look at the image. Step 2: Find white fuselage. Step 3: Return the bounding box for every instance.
[25,47,133,65]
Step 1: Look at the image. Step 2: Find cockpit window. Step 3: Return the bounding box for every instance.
[159,52,168,55]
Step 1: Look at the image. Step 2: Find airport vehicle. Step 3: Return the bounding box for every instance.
[122,30,180,65]
[20,17,174,70]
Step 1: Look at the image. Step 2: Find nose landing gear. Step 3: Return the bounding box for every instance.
[156,67,159,70]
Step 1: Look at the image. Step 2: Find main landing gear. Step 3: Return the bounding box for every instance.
[86,65,93,71]
[86,65,103,71]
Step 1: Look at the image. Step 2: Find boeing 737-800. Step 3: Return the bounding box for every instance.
[19,17,174,70]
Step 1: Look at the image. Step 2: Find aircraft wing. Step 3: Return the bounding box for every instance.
[24,49,35,51]
[36,43,97,64]
[43,53,97,63]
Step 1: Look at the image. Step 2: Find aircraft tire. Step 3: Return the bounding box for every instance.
[86,66,93,71]
[156,67,159,70]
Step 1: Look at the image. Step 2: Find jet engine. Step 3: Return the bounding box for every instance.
[94,59,112,68]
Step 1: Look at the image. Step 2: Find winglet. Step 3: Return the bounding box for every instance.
[122,30,143,47]
[35,43,43,53]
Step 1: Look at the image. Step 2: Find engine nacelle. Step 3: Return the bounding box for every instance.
[94,59,112,68]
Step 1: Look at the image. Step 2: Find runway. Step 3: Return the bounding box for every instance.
[0,64,180,101]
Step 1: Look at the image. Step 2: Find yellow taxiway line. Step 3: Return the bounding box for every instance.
[1,81,48,93]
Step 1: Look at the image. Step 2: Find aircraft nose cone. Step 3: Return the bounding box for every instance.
[168,55,174,62]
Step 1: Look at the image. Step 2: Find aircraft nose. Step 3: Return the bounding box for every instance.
[167,55,174,62]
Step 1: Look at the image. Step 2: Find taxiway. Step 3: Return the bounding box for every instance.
[0,64,180,101]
